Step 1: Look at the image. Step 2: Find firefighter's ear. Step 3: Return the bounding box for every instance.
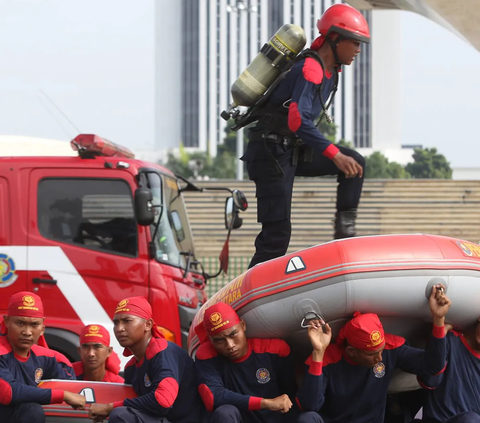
[144,318,153,332]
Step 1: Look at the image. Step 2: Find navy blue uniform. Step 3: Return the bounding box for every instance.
[0,336,75,423]
[110,337,204,423]
[419,331,480,423]
[297,327,446,423]
[195,338,297,423]
[242,54,365,267]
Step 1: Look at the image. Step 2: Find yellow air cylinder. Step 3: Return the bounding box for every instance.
[230,24,306,108]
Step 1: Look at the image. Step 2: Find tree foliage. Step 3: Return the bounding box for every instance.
[364,152,411,179]
[405,148,452,179]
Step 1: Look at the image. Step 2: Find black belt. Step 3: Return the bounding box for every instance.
[250,132,299,147]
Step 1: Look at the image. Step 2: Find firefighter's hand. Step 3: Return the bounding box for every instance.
[89,403,113,421]
[332,152,363,178]
[261,394,293,413]
[63,391,86,410]
[308,319,332,362]
[429,284,451,326]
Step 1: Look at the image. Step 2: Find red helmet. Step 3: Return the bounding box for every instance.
[317,3,370,44]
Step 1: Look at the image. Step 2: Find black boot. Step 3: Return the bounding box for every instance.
[334,209,357,239]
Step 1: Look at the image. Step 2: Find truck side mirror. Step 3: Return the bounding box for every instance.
[225,197,243,230]
[134,188,155,226]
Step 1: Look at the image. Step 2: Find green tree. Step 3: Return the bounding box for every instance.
[317,119,337,142]
[405,148,452,179]
[364,151,410,179]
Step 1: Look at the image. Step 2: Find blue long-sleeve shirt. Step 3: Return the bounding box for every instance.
[0,336,75,418]
[419,330,480,422]
[115,337,204,423]
[195,338,297,423]
[296,326,446,423]
[256,54,339,159]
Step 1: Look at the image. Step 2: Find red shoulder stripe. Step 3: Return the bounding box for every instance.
[302,57,324,84]
[250,338,290,357]
[198,383,214,412]
[196,342,218,361]
[155,377,179,408]
[146,338,168,360]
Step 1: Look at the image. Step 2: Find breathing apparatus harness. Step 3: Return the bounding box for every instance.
[240,48,339,140]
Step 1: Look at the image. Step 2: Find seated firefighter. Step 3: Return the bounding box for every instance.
[0,291,85,423]
[418,317,480,423]
[194,302,298,423]
[296,285,451,423]
[89,296,205,423]
[72,324,124,383]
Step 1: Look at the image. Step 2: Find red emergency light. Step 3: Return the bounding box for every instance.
[71,134,135,159]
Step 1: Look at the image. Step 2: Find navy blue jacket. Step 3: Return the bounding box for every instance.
[195,338,297,423]
[296,326,446,423]
[256,54,339,159]
[419,330,480,422]
[114,337,204,423]
[0,336,75,418]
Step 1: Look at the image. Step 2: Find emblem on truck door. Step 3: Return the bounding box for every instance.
[0,254,18,287]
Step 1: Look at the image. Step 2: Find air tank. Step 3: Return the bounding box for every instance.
[230,24,306,108]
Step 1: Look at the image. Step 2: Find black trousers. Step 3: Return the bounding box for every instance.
[3,403,45,423]
[242,135,365,268]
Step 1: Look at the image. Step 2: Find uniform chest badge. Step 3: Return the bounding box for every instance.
[373,362,385,378]
[34,368,43,384]
[256,368,271,384]
[144,373,152,387]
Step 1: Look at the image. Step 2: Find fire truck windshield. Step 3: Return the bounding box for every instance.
[148,174,196,271]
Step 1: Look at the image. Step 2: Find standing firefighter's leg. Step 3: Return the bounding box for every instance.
[334,209,357,239]
[296,145,365,240]
[334,148,365,239]
[242,133,296,268]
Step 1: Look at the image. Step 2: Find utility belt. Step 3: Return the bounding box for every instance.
[249,130,309,176]
[249,131,300,148]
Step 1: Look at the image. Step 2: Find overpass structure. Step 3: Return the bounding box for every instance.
[348,0,480,52]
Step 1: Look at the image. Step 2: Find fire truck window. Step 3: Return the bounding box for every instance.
[38,179,137,256]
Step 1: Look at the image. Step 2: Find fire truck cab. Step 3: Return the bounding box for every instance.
[0,134,246,364]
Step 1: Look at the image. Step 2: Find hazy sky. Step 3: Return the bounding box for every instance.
[1,0,479,167]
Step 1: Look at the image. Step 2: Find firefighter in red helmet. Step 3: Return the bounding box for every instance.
[242,4,370,268]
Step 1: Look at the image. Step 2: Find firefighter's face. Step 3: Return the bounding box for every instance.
[79,342,112,372]
[209,320,249,361]
[4,316,45,356]
[337,38,362,65]
[113,314,153,347]
[345,344,385,367]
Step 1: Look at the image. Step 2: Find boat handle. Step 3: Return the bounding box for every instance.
[301,311,325,328]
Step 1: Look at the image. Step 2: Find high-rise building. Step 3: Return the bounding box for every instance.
[156,0,373,155]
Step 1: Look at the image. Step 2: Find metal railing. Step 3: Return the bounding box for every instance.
[200,256,250,297]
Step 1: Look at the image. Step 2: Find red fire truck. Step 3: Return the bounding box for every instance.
[0,134,247,365]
